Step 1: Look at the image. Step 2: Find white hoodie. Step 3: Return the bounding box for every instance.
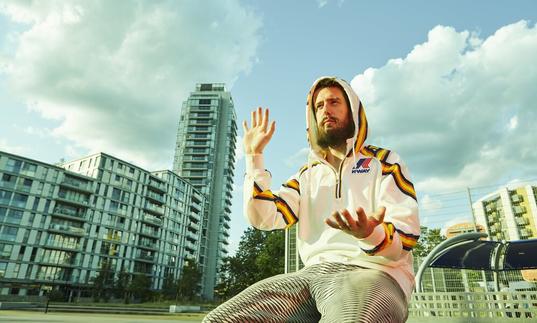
[243,77,420,300]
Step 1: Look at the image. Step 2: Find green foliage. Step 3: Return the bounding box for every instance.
[113,267,130,303]
[91,258,114,302]
[176,259,202,301]
[161,272,177,300]
[129,274,153,302]
[215,228,285,299]
[413,226,446,258]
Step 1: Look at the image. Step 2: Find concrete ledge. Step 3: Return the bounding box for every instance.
[169,305,201,313]
[0,302,40,310]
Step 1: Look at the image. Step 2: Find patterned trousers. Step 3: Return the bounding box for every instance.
[203,262,408,323]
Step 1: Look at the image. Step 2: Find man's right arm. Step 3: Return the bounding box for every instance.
[243,154,300,230]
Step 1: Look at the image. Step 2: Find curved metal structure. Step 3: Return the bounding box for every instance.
[415,232,488,292]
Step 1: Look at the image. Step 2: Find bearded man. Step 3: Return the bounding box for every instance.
[204,77,420,323]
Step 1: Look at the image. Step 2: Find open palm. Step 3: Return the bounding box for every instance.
[243,107,276,155]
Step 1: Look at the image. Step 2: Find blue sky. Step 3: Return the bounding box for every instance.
[1,0,537,254]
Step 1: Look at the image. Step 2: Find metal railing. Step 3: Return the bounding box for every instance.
[409,291,536,321]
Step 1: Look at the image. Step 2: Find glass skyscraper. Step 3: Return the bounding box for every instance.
[173,83,237,299]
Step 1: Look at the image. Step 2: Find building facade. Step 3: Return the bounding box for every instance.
[473,185,537,241]
[173,83,237,299]
[0,151,204,299]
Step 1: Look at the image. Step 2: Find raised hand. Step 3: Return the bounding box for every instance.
[325,207,386,239]
[243,107,276,155]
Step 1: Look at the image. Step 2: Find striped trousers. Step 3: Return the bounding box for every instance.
[203,262,408,323]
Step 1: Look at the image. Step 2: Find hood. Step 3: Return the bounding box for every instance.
[306,76,368,160]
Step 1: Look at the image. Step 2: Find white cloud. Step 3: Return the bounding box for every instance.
[508,115,518,130]
[317,0,328,8]
[351,21,537,194]
[0,0,261,170]
[0,138,28,155]
[284,147,309,168]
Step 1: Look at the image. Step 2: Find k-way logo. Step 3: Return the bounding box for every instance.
[352,158,371,174]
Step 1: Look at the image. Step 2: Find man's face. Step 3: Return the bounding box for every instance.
[313,86,354,148]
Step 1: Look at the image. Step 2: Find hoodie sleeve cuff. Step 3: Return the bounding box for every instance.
[356,224,386,251]
[245,154,265,174]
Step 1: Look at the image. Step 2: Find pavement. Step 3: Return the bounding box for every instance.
[0,310,206,323]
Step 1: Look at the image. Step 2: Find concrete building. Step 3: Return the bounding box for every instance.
[173,83,237,299]
[473,185,537,241]
[0,150,204,299]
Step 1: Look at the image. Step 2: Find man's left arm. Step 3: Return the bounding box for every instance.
[326,152,420,261]
[356,152,420,260]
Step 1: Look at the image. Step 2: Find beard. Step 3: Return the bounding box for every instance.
[317,118,355,149]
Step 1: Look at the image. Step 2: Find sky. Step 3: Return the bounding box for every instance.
[1,0,537,254]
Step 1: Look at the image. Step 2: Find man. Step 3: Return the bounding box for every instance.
[204,77,420,322]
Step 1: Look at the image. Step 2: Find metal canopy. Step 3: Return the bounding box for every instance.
[415,233,537,292]
[503,239,537,270]
[429,240,497,270]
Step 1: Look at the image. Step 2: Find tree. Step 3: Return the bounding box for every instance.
[216,228,285,299]
[161,272,177,300]
[413,226,446,258]
[176,259,202,301]
[128,274,152,302]
[92,258,113,302]
[113,267,130,303]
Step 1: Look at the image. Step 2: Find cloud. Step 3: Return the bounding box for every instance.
[351,21,537,193]
[0,0,261,170]
[284,147,309,168]
[0,138,28,155]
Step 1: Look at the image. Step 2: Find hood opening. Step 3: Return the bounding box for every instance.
[305,76,369,161]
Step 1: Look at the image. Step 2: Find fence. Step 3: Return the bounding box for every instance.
[409,291,536,322]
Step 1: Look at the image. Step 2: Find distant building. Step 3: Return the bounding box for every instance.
[473,185,537,241]
[173,83,237,299]
[0,150,204,299]
[445,222,486,239]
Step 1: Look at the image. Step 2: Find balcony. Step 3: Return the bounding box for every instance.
[103,233,122,243]
[515,217,529,226]
[513,205,526,214]
[141,214,163,226]
[48,224,86,236]
[52,207,86,222]
[60,178,93,193]
[56,194,90,208]
[138,240,157,250]
[146,190,165,204]
[144,203,164,215]
[140,227,160,238]
[148,179,166,193]
[135,253,155,263]
[44,241,81,251]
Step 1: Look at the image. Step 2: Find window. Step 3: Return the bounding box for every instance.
[0,226,18,242]
[5,209,23,224]
[11,193,28,208]
[21,163,37,176]
[0,261,7,278]
[0,243,12,259]
[6,158,22,173]
[0,190,12,204]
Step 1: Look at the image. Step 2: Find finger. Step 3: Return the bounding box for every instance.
[333,210,349,230]
[356,207,367,226]
[340,209,357,230]
[256,107,262,127]
[242,120,249,133]
[267,121,276,138]
[325,218,341,230]
[251,110,257,127]
[261,108,269,130]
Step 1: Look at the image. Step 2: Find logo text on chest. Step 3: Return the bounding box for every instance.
[352,158,371,174]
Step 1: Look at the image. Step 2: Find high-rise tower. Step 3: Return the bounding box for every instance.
[173,83,237,299]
